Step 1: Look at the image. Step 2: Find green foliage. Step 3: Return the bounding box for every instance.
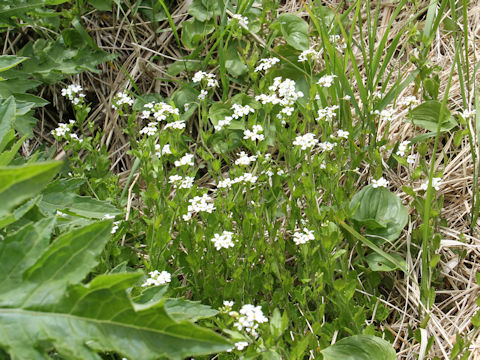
[350,185,408,242]
[321,335,396,360]
[407,100,457,132]
[272,14,309,50]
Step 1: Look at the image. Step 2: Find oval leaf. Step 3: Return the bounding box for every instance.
[275,14,309,51]
[322,335,396,360]
[407,100,457,132]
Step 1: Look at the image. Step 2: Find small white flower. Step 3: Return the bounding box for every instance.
[420,177,442,191]
[215,116,232,131]
[235,151,257,166]
[211,230,235,250]
[164,120,186,130]
[231,103,255,119]
[223,300,234,307]
[61,84,85,105]
[293,133,318,150]
[155,144,172,157]
[198,89,208,100]
[174,153,194,167]
[336,129,349,139]
[139,123,157,136]
[317,74,337,88]
[254,57,280,72]
[461,109,476,119]
[298,48,321,62]
[293,228,315,245]
[51,123,71,137]
[235,341,249,351]
[396,140,410,156]
[141,270,171,287]
[229,13,249,27]
[398,96,419,108]
[111,221,120,234]
[243,125,264,142]
[112,92,134,110]
[407,154,416,165]
[371,177,389,188]
[316,105,339,122]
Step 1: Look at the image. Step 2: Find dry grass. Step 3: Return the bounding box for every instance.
[34,0,480,358]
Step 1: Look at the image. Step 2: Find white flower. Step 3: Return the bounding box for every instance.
[103,214,115,220]
[235,342,249,351]
[235,151,257,166]
[406,154,416,165]
[317,74,337,88]
[336,129,349,139]
[139,123,157,136]
[169,175,194,189]
[293,228,315,245]
[186,194,216,218]
[211,230,235,250]
[254,57,280,72]
[223,300,234,307]
[141,270,171,287]
[164,120,186,130]
[51,123,71,137]
[174,153,194,167]
[229,13,248,27]
[215,116,232,131]
[61,84,85,105]
[243,125,264,142]
[398,96,419,108]
[232,304,268,336]
[316,105,339,122]
[155,144,172,157]
[193,71,218,88]
[373,108,394,122]
[293,133,318,150]
[371,177,389,188]
[111,221,120,234]
[318,141,335,151]
[396,140,410,156]
[420,177,442,191]
[298,48,321,62]
[198,89,208,100]
[231,103,255,119]
[112,92,134,109]
[461,109,476,119]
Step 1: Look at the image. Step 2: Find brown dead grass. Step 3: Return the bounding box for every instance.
[35,0,480,358]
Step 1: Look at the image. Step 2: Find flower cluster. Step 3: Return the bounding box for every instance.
[317,105,339,122]
[293,133,318,150]
[420,177,442,191]
[255,77,304,107]
[51,122,71,137]
[61,84,85,105]
[318,141,335,152]
[232,103,255,119]
[292,228,315,245]
[336,129,350,139]
[398,96,420,108]
[373,108,394,122]
[243,124,264,142]
[317,74,337,88]
[235,151,257,166]
[112,92,134,110]
[183,194,216,221]
[141,270,171,287]
[174,153,194,167]
[371,177,390,188]
[192,71,218,88]
[229,304,268,337]
[396,140,410,156]
[217,173,258,189]
[169,175,195,189]
[211,230,235,250]
[298,48,321,62]
[229,13,249,27]
[139,102,181,136]
[155,144,171,157]
[329,34,347,52]
[254,57,280,72]
[215,117,231,131]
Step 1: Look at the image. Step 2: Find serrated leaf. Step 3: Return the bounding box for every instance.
[350,185,408,242]
[274,14,309,51]
[0,221,231,359]
[322,335,396,360]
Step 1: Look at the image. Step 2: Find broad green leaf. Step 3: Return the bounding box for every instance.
[407,100,457,132]
[0,96,15,145]
[163,298,218,322]
[226,43,248,77]
[365,253,406,272]
[349,185,408,242]
[167,60,202,77]
[0,161,62,218]
[273,14,309,51]
[188,0,220,22]
[0,133,27,166]
[322,335,396,360]
[0,55,28,72]
[88,0,112,11]
[181,19,215,50]
[0,220,231,359]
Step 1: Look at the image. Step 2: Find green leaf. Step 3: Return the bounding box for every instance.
[273,14,309,51]
[0,161,62,218]
[88,0,112,11]
[226,42,248,77]
[188,0,220,22]
[322,335,396,360]
[181,19,215,50]
[0,221,231,359]
[163,298,218,322]
[0,55,28,72]
[0,96,15,145]
[365,253,406,272]
[350,185,408,242]
[407,100,457,132]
